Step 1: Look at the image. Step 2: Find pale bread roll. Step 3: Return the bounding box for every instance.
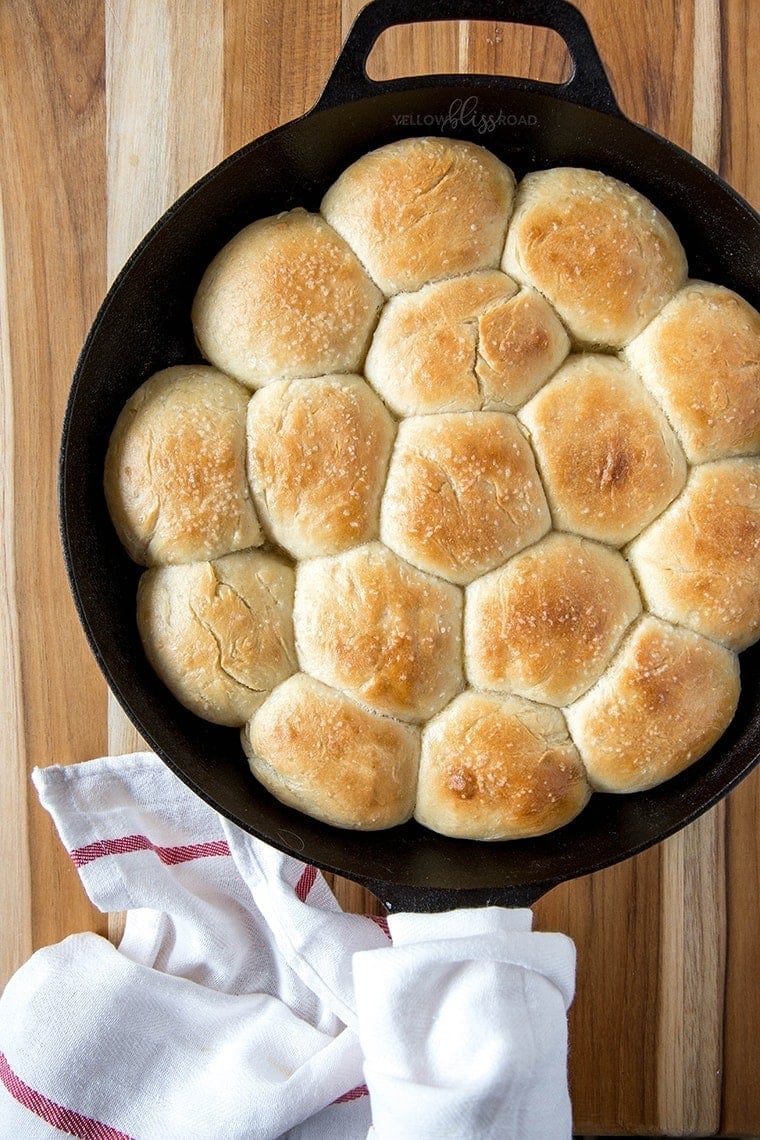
[625,280,760,463]
[192,208,382,388]
[415,690,590,840]
[627,457,760,650]
[519,354,687,545]
[465,533,641,705]
[380,411,550,585]
[321,137,515,295]
[364,271,569,415]
[565,616,740,793]
[243,673,419,830]
[503,167,687,347]
[137,550,296,727]
[246,374,395,559]
[293,542,463,722]
[104,365,261,566]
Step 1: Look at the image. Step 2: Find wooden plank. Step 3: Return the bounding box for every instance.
[538,853,664,1133]
[362,13,462,81]
[104,0,225,941]
[105,0,226,756]
[719,0,760,1129]
[223,0,369,913]
[722,777,760,1134]
[0,0,109,978]
[656,808,726,1134]
[224,0,341,152]
[0,171,33,988]
[570,0,694,146]
[459,17,571,84]
[527,2,707,1134]
[336,0,460,917]
[105,0,170,760]
[654,5,726,1131]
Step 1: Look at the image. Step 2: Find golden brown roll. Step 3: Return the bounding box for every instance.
[380,411,550,584]
[137,550,296,726]
[243,673,419,830]
[364,271,570,415]
[191,208,382,389]
[293,542,464,722]
[503,167,687,347]
[565,616,740,793]
[321,137,515,295]
[626,457,760,650]
[415,690,591,840]
[625,280,760,463]
[519,354,687,545]
[246,374,395,559]
[104,365,261,566]
[464,532,641,705]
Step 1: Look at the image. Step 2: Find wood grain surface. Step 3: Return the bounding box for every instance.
[1,2,758,1135]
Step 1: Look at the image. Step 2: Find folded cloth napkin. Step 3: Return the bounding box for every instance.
[0,753,576,1139]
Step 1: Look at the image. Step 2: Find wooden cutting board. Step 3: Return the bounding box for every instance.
[1,1,758,1134]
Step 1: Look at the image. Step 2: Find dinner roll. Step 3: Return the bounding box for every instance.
[137,550,296,726]
[321,137,515,295]
[104,365,261,566]
[565,616,740,793]
[364,271,570,415]
[519,354,687,545]
[627,457,760,650]
[293,542,463,722]
[243,674,419,830]
[465,533,641,705]
[192,208,382,388]
[380,411,550,584]
[416,690,590,840]
[625,280,760,463]
[503,167,687,347]
[246,374,395,559]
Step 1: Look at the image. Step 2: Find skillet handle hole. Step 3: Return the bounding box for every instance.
[366,20,572,85]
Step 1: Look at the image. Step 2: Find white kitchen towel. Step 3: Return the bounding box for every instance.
[0,752,576,1139]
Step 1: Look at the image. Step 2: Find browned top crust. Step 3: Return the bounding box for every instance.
[246,374,395,559]
[415,690,590,840]
[380,411,551,584]
[321,137,515,295]
[626,457,760,650]
[465,532,641,705]
[293,542,464,722]
[625,280,760,463]
[519,354,687,545]
[364,271,569,415]
[244,673,419,831]
[104,365,261,566]
[565,616,740,793]
[137,550,296,727]
[503,167,687,347]
[191,208,382,388]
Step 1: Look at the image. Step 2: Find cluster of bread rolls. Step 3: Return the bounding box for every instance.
[104,136,760,841]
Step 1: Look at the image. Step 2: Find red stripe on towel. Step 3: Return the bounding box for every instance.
[0,1051,134,1140]
[334,1083,370,1103]
[367,913,391,940]
[295,863,318,901]
[69,835,231,868]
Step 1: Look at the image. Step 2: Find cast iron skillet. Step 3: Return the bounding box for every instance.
[60,0,760,912]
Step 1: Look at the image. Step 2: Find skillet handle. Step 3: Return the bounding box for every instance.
[357,877,555,915]
[316,0,620,116]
